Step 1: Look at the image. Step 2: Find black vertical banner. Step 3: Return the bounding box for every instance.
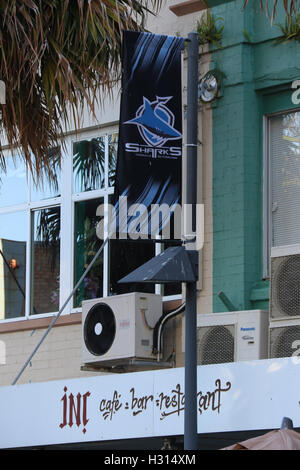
[114,30,185,239]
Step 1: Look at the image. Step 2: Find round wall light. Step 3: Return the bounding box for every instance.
[198,72,220,103]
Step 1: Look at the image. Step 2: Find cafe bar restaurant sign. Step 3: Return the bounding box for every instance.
[0,358,300,448]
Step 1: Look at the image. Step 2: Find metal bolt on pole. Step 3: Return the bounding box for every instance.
[184,31,199,451]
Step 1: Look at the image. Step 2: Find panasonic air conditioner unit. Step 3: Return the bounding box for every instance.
[182,310,269,364]
[82,292,162,367]
[270,245,300,320]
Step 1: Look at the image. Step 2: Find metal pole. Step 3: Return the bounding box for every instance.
[12,237,109,385]
[184,31,199,450]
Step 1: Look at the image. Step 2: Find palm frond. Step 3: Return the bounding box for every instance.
[0,0,162,183]
[73,138,106,191]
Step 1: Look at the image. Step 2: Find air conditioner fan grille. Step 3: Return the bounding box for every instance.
[270,325,300,358]
[84,302,116,356]
[272,255,300,317]
[197,325,234,365]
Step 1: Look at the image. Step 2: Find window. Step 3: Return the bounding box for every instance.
[0,127,180,322]
[73,198,104,307]
[71,132,158,308]
[0,151,61,319]
[0,210,27,319]
[31,206,61,314]
[264,109,300,275]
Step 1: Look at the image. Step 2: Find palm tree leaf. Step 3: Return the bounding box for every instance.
[0,0,162,183]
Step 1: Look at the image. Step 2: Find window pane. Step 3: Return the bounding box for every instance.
[31,207,60,314]
[73,137,105,193]
[74,198,104,307]
[0,211,27,319]
[0,156,27,207]
[31,148,61,201]
[108,133,118,187]
[270,112,300,246]
[109,240,155,295]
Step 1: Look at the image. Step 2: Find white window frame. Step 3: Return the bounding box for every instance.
[0,148,62,322]
[0,125,181,323]
[263,113,271,279]
[63,126,117,313]
[263,107,300,278]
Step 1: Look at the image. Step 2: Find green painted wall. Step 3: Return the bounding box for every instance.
[209,1,300,312]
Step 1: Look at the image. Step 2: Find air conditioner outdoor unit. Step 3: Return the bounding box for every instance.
[269,318,300,358]
[82,292,162,367]
[182,310,269,365]
[269,245,300,358]
[270,245,300,320]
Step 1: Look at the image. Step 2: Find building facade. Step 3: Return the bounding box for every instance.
[1,0,300,449]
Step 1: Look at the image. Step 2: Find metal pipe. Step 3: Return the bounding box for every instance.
[184,31,199,451]
[156,302,186,361]
[217,291,237,312]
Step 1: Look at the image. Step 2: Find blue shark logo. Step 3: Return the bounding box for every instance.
[125,96,182,147]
